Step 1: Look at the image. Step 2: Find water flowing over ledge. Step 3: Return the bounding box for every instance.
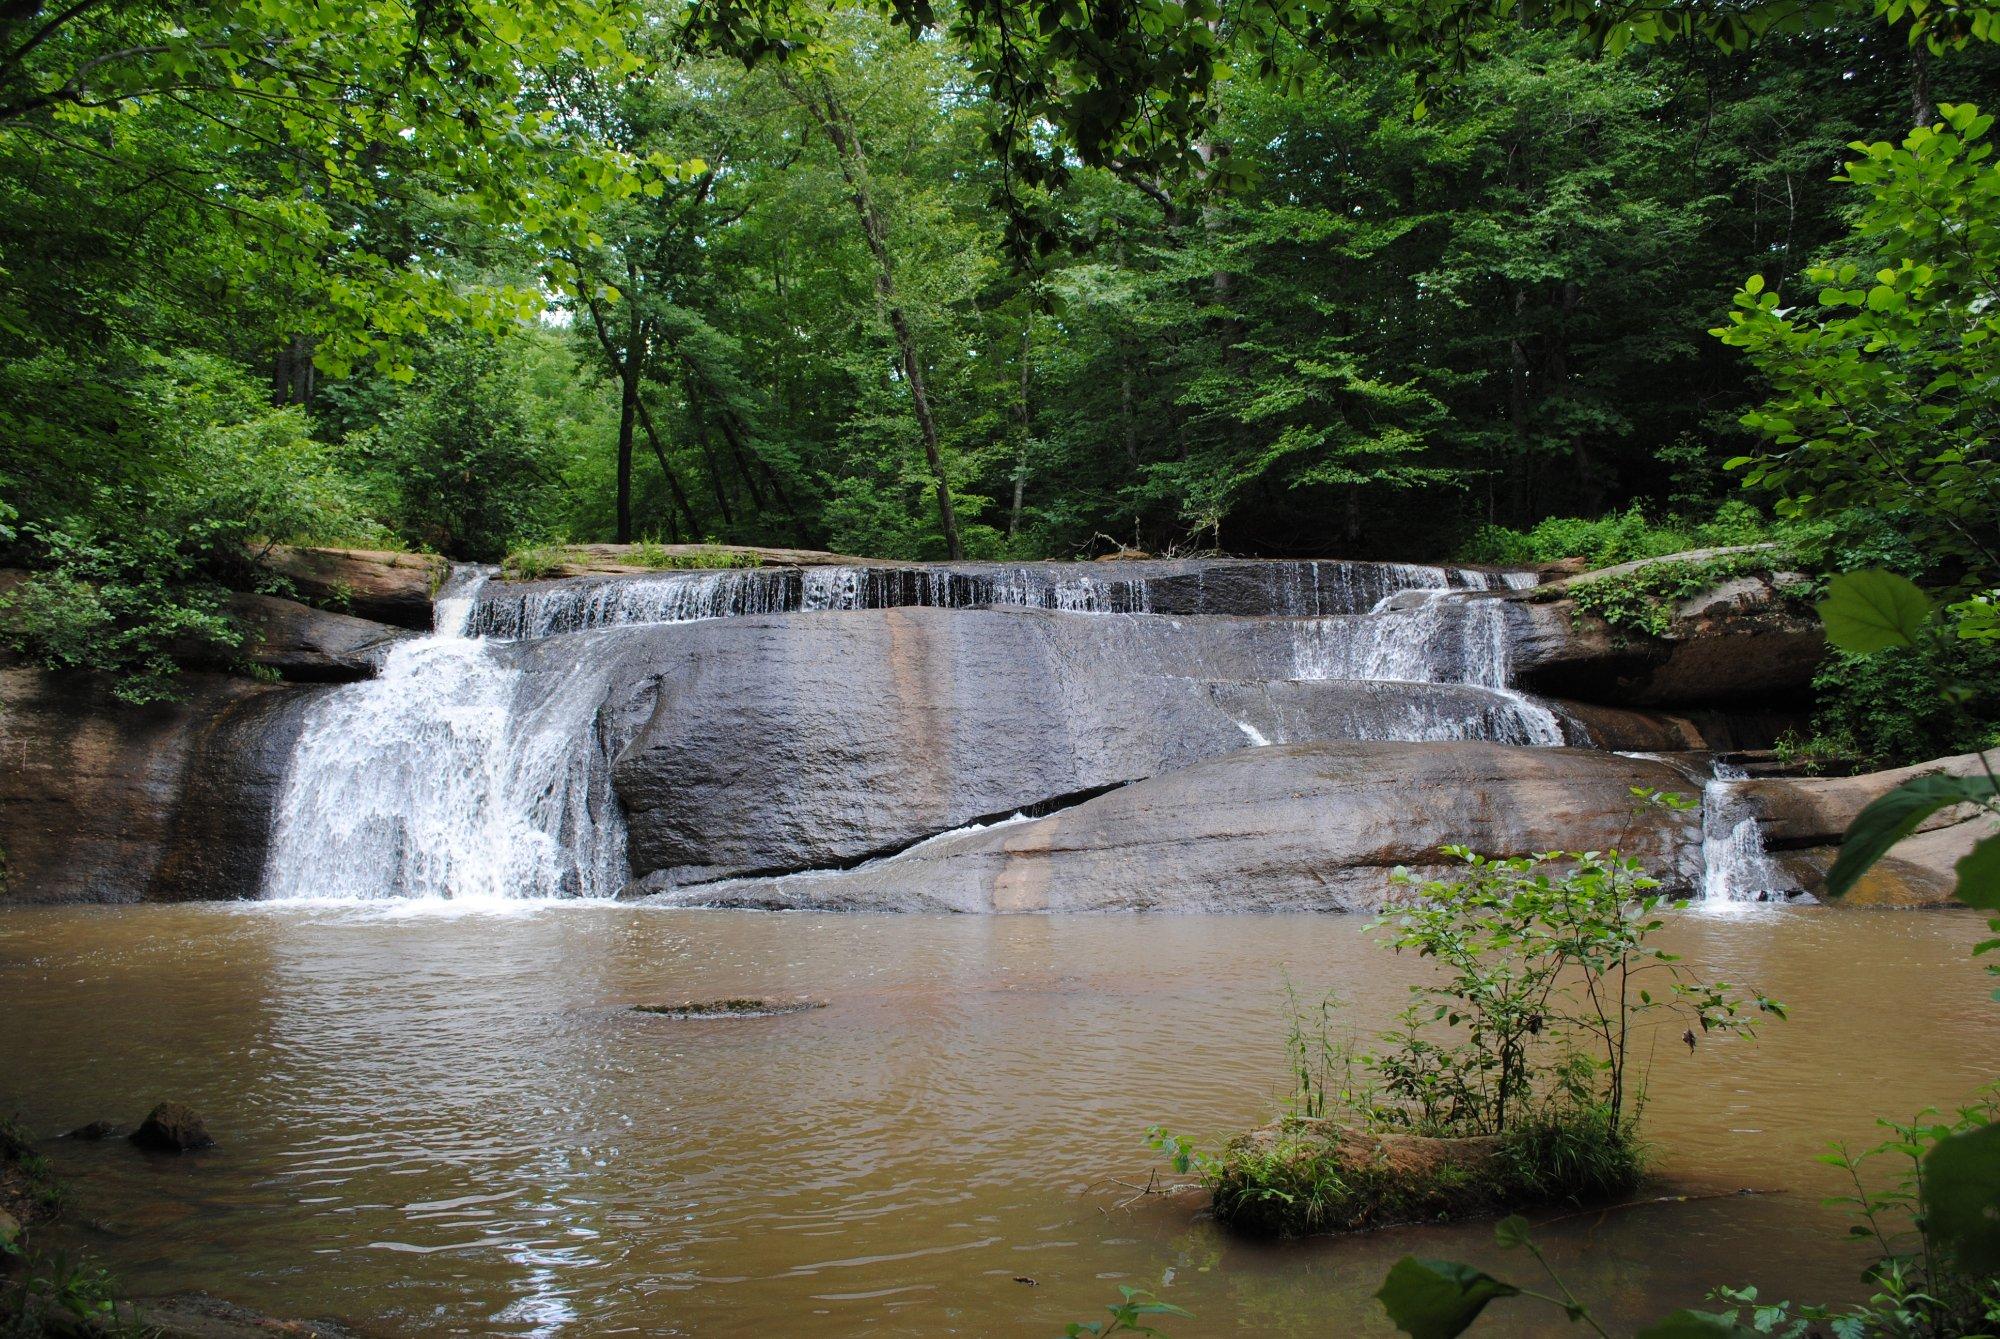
[469,558,1537,639]
[244,554,1806,906]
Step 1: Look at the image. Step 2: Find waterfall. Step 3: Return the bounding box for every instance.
[1700,762,1802,902]
[259,557,1555,902]
[259,567,630,901]
[1289,590,1565,746]
[468,560,1533,638]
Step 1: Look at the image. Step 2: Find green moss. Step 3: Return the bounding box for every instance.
[1567,552,1795,639]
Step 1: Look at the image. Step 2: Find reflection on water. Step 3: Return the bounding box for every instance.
[0,905,1992,1336]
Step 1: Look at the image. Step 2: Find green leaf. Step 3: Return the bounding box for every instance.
[1637,1311,1761,1338]
[1816,570,1932,652]
[1493,1215,1530,1249]
[1922,1121,2000,1273]
[1827,774,2000,899]
[1375,1258,1521,1339]
[1959,834,2000,910]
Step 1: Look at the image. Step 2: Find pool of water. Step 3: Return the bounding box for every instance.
[0,903,1992,1336]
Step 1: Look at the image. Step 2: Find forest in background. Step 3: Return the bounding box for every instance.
[0,0,1995,762]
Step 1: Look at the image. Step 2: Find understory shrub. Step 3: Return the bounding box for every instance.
[1459,500,1773,569]
[1567,551,1803,639]
[1160,842,1780,1238]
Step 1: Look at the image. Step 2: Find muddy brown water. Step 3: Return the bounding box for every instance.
[0,903,1993,1336]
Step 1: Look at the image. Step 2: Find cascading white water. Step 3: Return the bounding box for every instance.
[1289,589,1565,746]
[260,557,1558,902]
[1701,762,1801,902]
[259,567,630,901]
[468,559,1532,639]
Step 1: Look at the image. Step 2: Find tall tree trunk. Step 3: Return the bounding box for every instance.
[584,294,699,539]
[273,334,315,406]
[1507,282,1533,522]
[614,359,636,544]
[1008,321,1031,540]
[1911,41,1936,127]
[790,74,964,559]
[687,403,736,527]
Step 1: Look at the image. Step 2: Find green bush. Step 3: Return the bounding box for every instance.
[1796,638,2000,771]
[1161,843,1779,1238]
[1567,551,1798,639]
[1459,500,1773,569]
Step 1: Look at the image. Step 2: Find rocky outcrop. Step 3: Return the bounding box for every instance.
[1734,751,1999,906]
[250,545,444,629]
[0,662,318,903]
[1509,568,1823,707]
[219,593,412,681]
[629,741,1706,912]
[605,608,1697,887]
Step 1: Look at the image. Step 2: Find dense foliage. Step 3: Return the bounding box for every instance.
[0,0,1995,738]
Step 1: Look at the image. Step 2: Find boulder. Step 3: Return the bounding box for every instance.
[1509,568,1823,707]
[129,1102,213,1152]
[119,1292,362,1339]
[0,663,319,903]
[220,593,411,681]
[62,1121,125,1141]
[1735,751,2000,906]
[605,607,1676,886]
[629,740,1706,912]
[250,545,444,629]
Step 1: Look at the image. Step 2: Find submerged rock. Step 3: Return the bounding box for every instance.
[631,998,826,1018]
[120,1292,363,1339]
[129,1102,214,1152]
[631,740,1706,912]
[62,1121,125,1141]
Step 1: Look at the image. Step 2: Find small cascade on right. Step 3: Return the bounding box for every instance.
[1700,761,1805,902]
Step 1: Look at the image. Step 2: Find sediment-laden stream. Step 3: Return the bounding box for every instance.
[1,904,1989,1336]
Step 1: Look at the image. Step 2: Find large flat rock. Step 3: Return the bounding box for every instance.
[604,607,1690,886]
[251,545,446,629]
[1736,751,2000,907]
[0,664,319,903]
[629,741,1707,912]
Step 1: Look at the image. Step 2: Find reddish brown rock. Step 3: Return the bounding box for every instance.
[250,545,445,629]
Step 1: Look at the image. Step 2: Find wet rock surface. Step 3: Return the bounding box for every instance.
[0,662,319,904]
[631,741,1706,912]
[1736,751,2000,906]
[129,1102,214,1152]
[216,593,412,682]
